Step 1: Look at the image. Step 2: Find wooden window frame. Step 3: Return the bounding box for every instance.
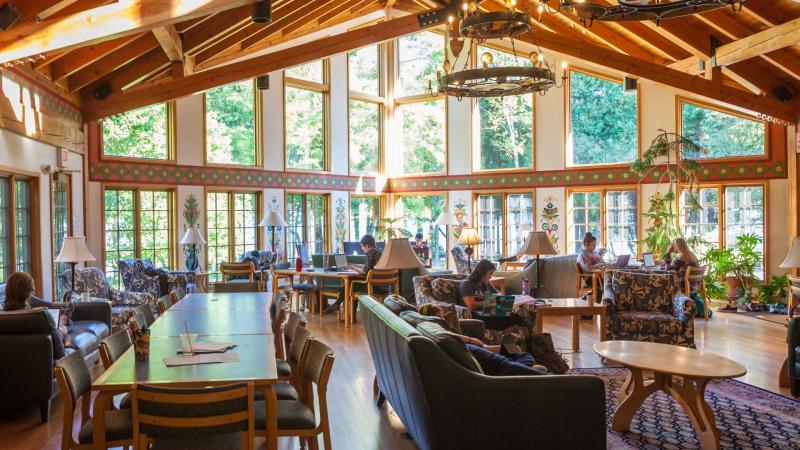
[100,102,176,163]
[203,79,263,168]
[204,189,263,278]
[564,66,641,168]
[470,43,536,174]
[51,173,72,300]
[675,96,769,162]
[284,60,331,173]
[471,190,536,259]
[349,194,384,241]
[285,192,331,260]
[0,171,41,291]
[567,186,641,257]
[348,43,386,176]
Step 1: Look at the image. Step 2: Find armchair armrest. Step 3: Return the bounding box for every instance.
[788,318,799,377]
[459,319,485,340]
[69,301,112,329]
[673,294,695,321]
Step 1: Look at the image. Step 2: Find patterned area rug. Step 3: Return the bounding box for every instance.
[571,367,800,449]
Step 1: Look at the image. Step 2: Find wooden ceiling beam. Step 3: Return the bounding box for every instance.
[181,5,264,54]
[239,0,343,51]
[83,8,444,120]
[0,0,259,65]
[741,0,796,27]
[48,34,138,82]
[153,25,183,62]
[514,27,797,122]
[67,32,160,92]
[96,45,171,91]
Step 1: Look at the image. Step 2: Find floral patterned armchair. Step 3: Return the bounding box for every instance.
[118,258,193,299]
[413,274,470,319]
[602,270,696,348]
[57,267,154,332]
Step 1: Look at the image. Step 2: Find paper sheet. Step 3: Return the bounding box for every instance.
[163,352,240,367]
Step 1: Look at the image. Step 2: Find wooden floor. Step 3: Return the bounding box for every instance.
[0,308,791,450]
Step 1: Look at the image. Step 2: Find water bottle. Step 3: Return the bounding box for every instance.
[295,256,303,272]
[522,277,530,296]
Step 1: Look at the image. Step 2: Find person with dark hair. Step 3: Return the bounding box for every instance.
[458,259,524,332]
[326,234,384,313]
[3,272,69,336]
[576,231,607,275]
[411,232,430,265]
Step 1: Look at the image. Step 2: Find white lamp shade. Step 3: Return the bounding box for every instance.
[375,238,424,270]
[456,228,482,246]
[435,211,460,227]
[259,211,288,228]
[180,227,207,245]
[517,231,557,256]
[780,237,800,268]
[55,236,96,263]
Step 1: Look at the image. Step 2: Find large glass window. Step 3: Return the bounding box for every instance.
[680,100,766,159]
[681,187,720,257]
[475,192,534,260]
[52,174,71,300]
[349,45,382,175]
[567,69,638,166]
[14,180,31,274]
[205,191,259,280]
[394,31,446,176]
[102,103,170,160]
[476,46,533,171]
[0,180,8,283]
[286,61,327,171]
[286,193,329,261]
[0,176,38,285]
[568,189,637,257]
[350,196,380,242]
[205,80,257,166]
[395,195,446,268]
[104,189,174,289]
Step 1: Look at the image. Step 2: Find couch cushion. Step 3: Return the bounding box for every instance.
[611,270,677,313]
[68,321,110,340]
[613,312,685,336]
[415,321,483,374]
[430,278,462,305]
[399,310,451,331]
[65,331,100,356]
[383,295,417,315]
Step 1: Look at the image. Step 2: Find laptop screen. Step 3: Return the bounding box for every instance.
[46,308,61,326]
[616,254,630,267]
[334,254,349,269]
[643,253,655,267]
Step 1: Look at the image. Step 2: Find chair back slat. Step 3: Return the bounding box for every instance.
[213,282,260,293]
[129,313,147,334]
[289,326,314,365]
[301,340,335,387]
[157,295,173,314]
[55,350,91,404]
[170,287,187,304]
[100,330,133,369]
[221,262,256,282]
[367,269,399,284]
[133,304,155,327]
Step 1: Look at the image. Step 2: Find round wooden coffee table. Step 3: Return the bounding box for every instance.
[594,341,747,450]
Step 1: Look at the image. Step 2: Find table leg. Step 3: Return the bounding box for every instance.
[571,314,580,352]
[618,370,633,404]
[534,312,543,335]
[779,357,790,388]
[92,391,113,450]
[599,309,607,342]
[258,385,278,450]
[612,368,664,432]
[343,278,351,327]
[667,377,719,450]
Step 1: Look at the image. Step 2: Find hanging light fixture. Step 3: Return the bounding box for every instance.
[542,0,746,27]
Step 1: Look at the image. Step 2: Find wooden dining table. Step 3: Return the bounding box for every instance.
[273,268,362,327]
[91,292,280,450]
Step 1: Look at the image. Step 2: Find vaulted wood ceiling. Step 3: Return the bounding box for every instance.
[1,0,799,122]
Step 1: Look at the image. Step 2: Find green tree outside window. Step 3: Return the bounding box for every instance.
[681,102,765,158]
[103,103,168,160]
[206,80,256,166]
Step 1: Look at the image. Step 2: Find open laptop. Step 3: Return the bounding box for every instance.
[642,252,657,269]
[481,294,516,318]
[332,254,350,271]
[614,254,631,268]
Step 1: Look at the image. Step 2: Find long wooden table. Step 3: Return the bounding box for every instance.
[273,268,361,327]
[91,293,280,450]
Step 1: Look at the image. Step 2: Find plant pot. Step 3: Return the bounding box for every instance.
[722,276,743,310]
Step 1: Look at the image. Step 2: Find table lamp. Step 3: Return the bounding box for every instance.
[780,237,800,269]
[55,236,96,301]
[180,227,207,271]
[259,211,288,253]
[456,228,482,271]
[517,231,558,297]
[375,238,425,295]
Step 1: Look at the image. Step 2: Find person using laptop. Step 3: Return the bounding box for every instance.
[458,259,524,333]
[663,237,700,284]
[325,234,384,313]
[576,232,609,277]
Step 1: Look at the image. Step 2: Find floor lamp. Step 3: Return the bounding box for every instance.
[456,228,482,272]
[259,211,289,254]
[55,236,96,302]
[517,231,558,297]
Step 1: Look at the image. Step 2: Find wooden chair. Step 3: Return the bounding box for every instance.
[132,304,155,327]
[213,281,261,293]
[55,350,134,450]
[271,303,288,360]
[128,313,147,335]
[684,265,710,320]
[315,278,342,318]
[131,382,255,450]
[575,263,600,305]
[283,313,307,363]
[156,295,173,314]
[788,275,800,318]
[220,261,256,282]
[270,262,316,313]
[256,339,335,450]
[346,269,399,324]
[99,331,134,410]
[169,286,186,304]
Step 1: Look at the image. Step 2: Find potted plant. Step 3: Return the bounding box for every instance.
[757,274,789,313]
[703,233,763,311]
[375,217,412,239]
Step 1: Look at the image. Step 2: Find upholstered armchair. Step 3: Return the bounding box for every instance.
[413,274,471,319]
[451,246,475,275]
[240,250,274,270]
[118,258,192,299]
[602,269,696,348]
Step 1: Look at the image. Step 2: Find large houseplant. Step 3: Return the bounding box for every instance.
[703,233,762,310]
[375,217,413,239]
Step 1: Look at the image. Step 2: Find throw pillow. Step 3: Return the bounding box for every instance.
[383,295,417,316]
[399,310,451,330]
[418,303,462,335]
[415,321,483,374]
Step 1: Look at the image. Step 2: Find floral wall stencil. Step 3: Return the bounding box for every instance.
[334,197,347,252]
[540,196,560,252]
[452,200,469,241]
[183,194,200,228]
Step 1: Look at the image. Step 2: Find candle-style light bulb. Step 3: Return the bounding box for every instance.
[480,51,493,69]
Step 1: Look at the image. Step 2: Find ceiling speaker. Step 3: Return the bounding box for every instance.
[252,0,272,24]
[0,3,20,32]
[773,86,794,103]
[94,82,113,100]
[256,75,270,90]
[623,76,637,92]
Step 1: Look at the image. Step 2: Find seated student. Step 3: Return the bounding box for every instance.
[458,259,524,332]
[326,234,385,313]
[576,231,607,277]
[2,272,70,336]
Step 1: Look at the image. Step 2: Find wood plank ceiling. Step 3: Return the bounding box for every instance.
[1,0,799,122]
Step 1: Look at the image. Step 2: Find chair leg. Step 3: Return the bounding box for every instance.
[308,435,320,450]
[39,400,50,423]
[310,291,316,316]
